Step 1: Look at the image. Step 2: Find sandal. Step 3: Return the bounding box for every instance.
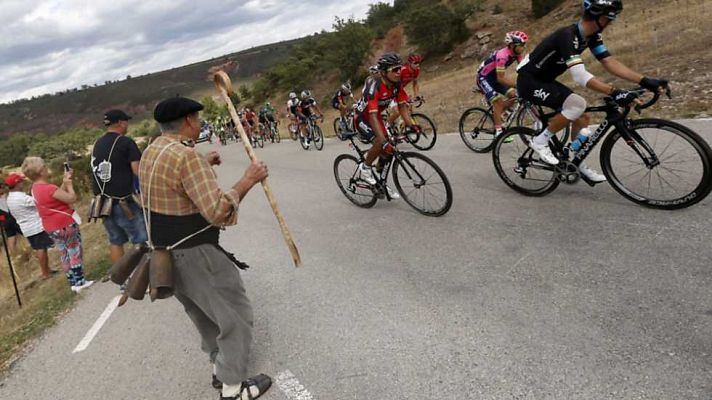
[220,373,272,400]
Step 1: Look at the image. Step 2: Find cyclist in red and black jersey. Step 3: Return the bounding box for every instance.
[517,0,668,183]
[354,53,420,187]
[296,90,323,148]
[386,53,422,126]
[331,82,353,132]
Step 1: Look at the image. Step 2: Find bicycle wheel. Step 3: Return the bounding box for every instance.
[314,125,324,151]
[601,118,712,210]
[392,151,453,216]
[408,113,437,150]
[273,126,281,143]
[257,133,264,148]
[459,107,495,153]
[333,118,345,140]
[300,130,310,150]
[333,154,377,208]
[492,127,559,196]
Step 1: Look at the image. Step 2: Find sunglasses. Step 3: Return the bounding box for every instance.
[387,66,402,73]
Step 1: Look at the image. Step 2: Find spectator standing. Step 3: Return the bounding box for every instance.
[22,157,94,293]
[90,109,147,267]
[5,172,57,279]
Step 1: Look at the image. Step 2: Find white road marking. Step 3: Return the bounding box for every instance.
[72,295,121,353]
[276,370,314,400]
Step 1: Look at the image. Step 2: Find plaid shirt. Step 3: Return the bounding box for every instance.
[139,134,239,226]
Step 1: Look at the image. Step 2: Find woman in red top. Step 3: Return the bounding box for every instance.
[22,157,93,293]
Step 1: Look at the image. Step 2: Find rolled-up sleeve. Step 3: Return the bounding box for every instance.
[179,149,240,226]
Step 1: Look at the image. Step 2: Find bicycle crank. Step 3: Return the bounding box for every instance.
[555,161,580,184]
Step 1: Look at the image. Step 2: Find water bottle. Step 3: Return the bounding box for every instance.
[569,128,591,153]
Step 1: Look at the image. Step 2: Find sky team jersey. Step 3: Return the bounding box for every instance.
[356,77,408,116]
[519,23,611,82]
[477,47,522,78]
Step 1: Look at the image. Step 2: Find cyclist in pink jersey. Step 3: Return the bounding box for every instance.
[476,31,528,139]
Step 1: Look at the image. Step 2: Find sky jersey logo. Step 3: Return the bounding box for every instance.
[533,88,550,102]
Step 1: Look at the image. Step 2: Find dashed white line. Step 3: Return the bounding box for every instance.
[72,295,121,353]
[276,370,314,400]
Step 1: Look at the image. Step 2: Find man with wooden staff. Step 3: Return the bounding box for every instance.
[140,96,271,400]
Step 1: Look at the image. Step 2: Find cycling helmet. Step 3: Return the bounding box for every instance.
[583,0,623,20]
[301,90,311,98]
[377,52,403,71]
[505,31,529,45]
[407,54,423,64]
[341,82,351,93]
[368,65,379,74]
[289,92,297,99]
[265,102,271,107]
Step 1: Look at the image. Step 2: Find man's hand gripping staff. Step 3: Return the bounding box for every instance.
[213,71,302,267]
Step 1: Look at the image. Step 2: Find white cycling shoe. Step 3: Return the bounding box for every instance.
[579,163,607,183]
[529,140,560,165]
[359,163,376,185]
[386,186,400,200]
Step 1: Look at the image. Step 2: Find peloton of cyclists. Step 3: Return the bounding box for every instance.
[476,31,529,141]
[296,90,323,149]
[517,0,668,183]
[331,82,354,132]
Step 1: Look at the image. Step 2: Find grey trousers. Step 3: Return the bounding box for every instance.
[171,244,254,385]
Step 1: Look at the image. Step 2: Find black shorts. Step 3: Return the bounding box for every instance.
[517,71,572,111]
[331,97,343,110]
[258,115,267,124]
[0,210,21,237]
[27,231,53,250]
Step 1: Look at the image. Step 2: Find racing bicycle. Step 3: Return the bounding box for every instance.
[300,114,324,151]
[491,86,712,210]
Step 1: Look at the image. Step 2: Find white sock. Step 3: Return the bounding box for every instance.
[222,383,259,399]
[533,128,554,146]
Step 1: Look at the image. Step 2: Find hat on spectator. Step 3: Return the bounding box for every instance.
[103,109,132,126]
[153,97,204,123]
[4,172,26,188]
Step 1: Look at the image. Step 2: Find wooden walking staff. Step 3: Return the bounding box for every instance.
[213,71,302,267]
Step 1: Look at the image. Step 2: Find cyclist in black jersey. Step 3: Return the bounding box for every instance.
[517,0,668,182]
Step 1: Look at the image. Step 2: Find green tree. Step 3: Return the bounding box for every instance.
[404,4,469,55]
[322,17,374,81]
[366,2,396,38]
[0,135,34,167]
[200,96,228,122]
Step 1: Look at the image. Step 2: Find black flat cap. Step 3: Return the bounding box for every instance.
[103,109,132,126]
[153,97,204,123]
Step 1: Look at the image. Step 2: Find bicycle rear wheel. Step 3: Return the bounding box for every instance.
[333,154,377,208]
[492,127,559,196]
[458,107,495,153]
[408,113,437,150]
[256,132,264,148]
[273,126,281,143]
[601,118,712,209]
[314,125,324,150]
[392,151,452,216]
[333,118,345,140]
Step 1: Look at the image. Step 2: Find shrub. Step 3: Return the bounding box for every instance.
[404,4,469,55]
[532,0,565,18]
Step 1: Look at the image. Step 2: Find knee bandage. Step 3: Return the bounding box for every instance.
[561,94,586,121]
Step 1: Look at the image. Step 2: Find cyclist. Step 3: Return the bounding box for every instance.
[476,31,528,140]
[517,0,667,183]
[331,82,354,131]
[368,65,379,77]
[386,53,422,126]
[259,102,277,133]
[354,53,421,198]
[296,90,323,149]
[287,92,300,134]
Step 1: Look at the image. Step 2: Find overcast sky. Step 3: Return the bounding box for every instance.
[0,0,380,104]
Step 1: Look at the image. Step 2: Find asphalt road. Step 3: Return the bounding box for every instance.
[1,121,711,400]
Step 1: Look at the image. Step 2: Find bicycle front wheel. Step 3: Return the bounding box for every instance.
[392,151,452,216]
[492,127,559,196]
[314,125,324,150]
[409,113,437,150]
[257,133,264,148]
[601,118,712,209]
[458,107,495,153]
[334,154,377,208]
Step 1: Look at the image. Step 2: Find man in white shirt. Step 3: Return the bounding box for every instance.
[5,172,56,279]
